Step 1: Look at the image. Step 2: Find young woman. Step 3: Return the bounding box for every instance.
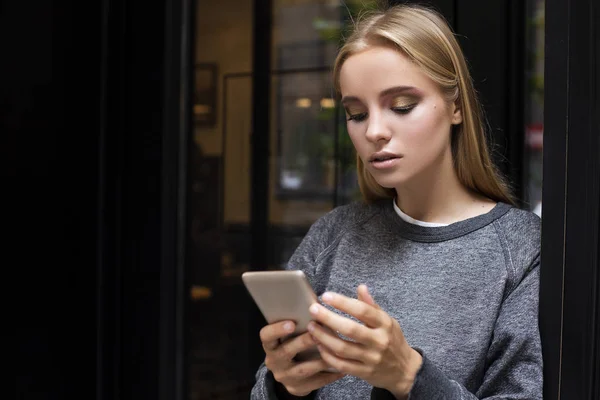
[251,4,542,399]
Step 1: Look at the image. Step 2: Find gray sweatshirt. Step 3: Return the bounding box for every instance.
[251,200,542,399]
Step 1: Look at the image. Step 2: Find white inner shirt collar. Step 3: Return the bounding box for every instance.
[393,200,450,227]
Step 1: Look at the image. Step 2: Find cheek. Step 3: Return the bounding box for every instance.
[403,105,451,150]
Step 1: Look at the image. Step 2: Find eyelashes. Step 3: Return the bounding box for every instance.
[346,103,417,122]
[391,104,417,114]
[347,112,368,122]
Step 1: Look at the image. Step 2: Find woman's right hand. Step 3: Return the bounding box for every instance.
[260,320,345,397]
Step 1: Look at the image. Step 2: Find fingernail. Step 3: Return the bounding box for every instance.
[283,322,294,332]
[307,322,314,333]
[322,292,333,302]
[309,304,319,315]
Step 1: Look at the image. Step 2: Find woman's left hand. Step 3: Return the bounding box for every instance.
[307,285,423,399]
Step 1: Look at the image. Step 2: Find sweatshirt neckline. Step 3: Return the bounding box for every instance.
[381,200,512,242]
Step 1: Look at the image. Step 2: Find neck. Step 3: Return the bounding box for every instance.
[394,150,494,224]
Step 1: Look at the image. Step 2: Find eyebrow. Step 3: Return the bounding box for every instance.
[341,86,420,105]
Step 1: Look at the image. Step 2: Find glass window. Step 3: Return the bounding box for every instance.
[188,0,255,398]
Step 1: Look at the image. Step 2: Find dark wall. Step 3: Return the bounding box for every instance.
[5,0,189,398]
[3,1,102,398]
[99,0,191,398]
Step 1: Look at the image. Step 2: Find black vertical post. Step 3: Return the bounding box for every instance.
[161,0,192,398]
[538,0,568,397]
[250,0,273,371]
[541,0,600,399]
[251,0,271,273]
[555,0,600,397]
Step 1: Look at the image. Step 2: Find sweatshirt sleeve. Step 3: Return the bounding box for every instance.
[372,258,543,400]
[251,364,280,400]
[251,364,317,400]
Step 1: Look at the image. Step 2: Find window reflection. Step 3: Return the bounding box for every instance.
[275,72,346,200]
[188,0,254,398]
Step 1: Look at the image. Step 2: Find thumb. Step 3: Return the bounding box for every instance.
[357,284,380,309]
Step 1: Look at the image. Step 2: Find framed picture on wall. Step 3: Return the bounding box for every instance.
[194,63,217,127]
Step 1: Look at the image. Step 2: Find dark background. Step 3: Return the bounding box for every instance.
[4,1,102,398]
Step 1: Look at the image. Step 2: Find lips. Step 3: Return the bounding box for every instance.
[369,151,402,162]
[368,151,402,170]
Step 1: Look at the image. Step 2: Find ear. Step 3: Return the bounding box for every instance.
[451,100,463,125]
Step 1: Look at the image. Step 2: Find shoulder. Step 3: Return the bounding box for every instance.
[495,205,541,245]
[309,200,384,238]
[492,205,541,282]
[286,200,384,275]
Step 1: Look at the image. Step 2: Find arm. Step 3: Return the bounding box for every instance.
[371,260,543,399]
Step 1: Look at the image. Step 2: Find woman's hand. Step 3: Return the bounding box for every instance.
[307,285,423,399]
[260,321,345,397]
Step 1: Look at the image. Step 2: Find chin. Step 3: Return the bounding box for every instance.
[370,173,409,190]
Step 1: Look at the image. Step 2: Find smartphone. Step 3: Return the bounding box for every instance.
[242,270,316,336]
[242,270,326,364]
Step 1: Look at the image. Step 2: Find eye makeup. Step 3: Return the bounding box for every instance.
[344,104,366,121]
[390,96,418,114]
[342,91,421,122]
[346,111,367,122]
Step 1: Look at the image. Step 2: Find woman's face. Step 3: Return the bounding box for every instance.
[339,45,462,190]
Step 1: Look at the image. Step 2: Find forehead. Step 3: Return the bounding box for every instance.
[339,45,437,97]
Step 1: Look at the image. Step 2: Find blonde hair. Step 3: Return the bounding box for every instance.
[333,4,514,205]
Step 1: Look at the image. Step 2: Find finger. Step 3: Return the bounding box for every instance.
[260,321,295,351]
[317,344,364,377]
[308,321,368,362]
[262,340,279,353]
[357,284,380,309]
[309,303,379,346]
[286,358,336,381]
[275,332,317,362]
[321,291,383,328]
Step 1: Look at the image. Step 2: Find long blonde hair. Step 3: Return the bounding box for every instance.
[333,4,514,204]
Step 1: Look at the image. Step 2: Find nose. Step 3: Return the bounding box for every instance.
[365,111,392,143]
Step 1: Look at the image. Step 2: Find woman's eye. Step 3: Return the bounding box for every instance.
[347,113,367,122]
[391,104,416,114]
